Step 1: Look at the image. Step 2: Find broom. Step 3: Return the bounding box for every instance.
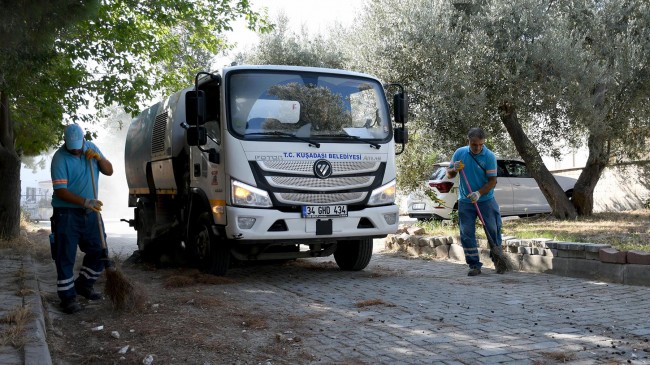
[459,168,516,273]
[89,157,136,310]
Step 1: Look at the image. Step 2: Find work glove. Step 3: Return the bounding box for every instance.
[467,191,481,203]
[451,160,465,171]
[83,198,103,212]
[85,149,101,161]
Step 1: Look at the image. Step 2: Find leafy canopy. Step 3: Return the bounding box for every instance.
[3,0,270,156]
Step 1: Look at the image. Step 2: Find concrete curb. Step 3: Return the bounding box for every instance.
[386,234,650,287]
[21,257,52,365]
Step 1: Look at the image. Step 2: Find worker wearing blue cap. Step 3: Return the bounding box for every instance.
[50,124,114,314]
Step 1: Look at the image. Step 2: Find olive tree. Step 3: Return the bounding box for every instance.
[237,11,443,193]
[347,0,650,218]
[235,12,347,68]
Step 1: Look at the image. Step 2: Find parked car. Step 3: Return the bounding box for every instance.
[406,159,577,221]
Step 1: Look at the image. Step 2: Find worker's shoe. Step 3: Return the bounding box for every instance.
[75,282,102,301]
[467,268,481,276]
[60,298,82,314]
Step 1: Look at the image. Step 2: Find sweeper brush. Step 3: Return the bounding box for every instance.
[103,263,146,311]
[459,168,516,273]
[89,159,142,310]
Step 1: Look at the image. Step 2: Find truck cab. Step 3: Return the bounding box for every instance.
[125,65,407,275]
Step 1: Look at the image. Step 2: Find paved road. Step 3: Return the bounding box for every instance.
[97,217,650,364]
[102,218,138,258]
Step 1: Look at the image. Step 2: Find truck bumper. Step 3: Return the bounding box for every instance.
[223,205,399,241]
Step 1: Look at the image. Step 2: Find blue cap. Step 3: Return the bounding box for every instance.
[64,124,84,150]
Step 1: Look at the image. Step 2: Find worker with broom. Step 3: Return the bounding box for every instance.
[446,127,509,276]
[50,124,113,314]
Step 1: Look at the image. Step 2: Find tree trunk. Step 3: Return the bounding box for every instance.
[572,132,609,216]
[0,91,21,240]
[498,102,577,219]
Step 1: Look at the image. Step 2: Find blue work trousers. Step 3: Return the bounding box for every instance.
[458,198,502,269]
[50,208,105,301]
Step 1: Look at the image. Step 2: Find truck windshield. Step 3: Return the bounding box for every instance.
[227,71,391,142]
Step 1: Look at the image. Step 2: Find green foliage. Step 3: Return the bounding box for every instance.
[423,189,443,206]
[346,0,650,216]
[1,0,269,238]
[1,1,99,155]
[416,219,457,236]
[0,1,98,92]
[61,0,270,117]
[2,0,270,157]
[395,130,440,193]
[236,13,347,68]
[238,9,452,193]
[448,209,459,227]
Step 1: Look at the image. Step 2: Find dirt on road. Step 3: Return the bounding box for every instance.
[40,257,325,365]
[20,210,650,364]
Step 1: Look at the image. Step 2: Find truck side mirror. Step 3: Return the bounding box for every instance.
[394,126,408,156]
[185,90,206,126]
[186,126,207,146]
[394,126,408,144]
[393,92,408,124]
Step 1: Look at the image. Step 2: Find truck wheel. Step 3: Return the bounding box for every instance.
[191,213,230,276]
[334,238,373,271]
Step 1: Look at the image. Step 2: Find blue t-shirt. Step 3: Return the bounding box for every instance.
[449,145,497,203]
[51,141,105,208]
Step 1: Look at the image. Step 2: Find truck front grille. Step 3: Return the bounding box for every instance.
[266,176,374,191]
[253,160,385,206]
[275,192,367,205]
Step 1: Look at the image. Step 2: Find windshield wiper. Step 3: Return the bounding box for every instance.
[330,134,381,149]
[244,131,320,148]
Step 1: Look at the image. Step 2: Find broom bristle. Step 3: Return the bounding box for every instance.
[494,251,517,272]
[104,266,146,311]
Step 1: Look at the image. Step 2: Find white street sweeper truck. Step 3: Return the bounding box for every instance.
[123,65,408,275]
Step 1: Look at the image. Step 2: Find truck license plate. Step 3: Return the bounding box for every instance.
[302,205,348,218]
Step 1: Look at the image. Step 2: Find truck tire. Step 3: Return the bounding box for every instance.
[136,201,153,254]
[190,213,230,276]
[334,238,373,271]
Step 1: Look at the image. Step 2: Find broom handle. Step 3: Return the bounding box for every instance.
[88,158,108,252]
[459,168,488,227]
[460,168,498,250]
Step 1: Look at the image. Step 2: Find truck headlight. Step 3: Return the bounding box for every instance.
[231,180,272,208]
[368,180,396,206]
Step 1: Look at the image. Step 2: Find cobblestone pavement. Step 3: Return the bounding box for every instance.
[222,244,650,365]
[5,219,650,364]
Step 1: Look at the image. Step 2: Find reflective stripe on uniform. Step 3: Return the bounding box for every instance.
[57,277,75,292]
[79,266,102,281]
[463,247,480,257]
